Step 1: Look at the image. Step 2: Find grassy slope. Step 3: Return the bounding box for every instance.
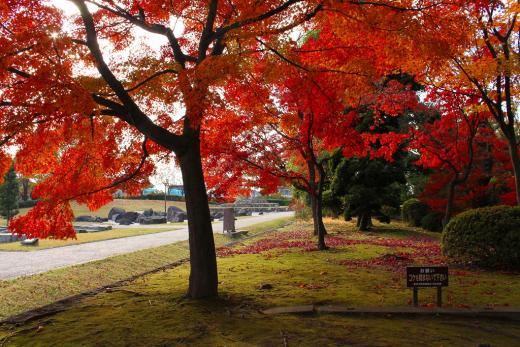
[0,227,180,251]
[1,218,519,346]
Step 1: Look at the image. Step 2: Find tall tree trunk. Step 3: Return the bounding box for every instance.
[316,164,327,236]
[21,178,29,201]
[178,135,218,299]
[315,191,328,250]
[358,211,371,231]
[508,141,520,205]
[307,160,327,250]
[310,193,319,236]
[443,179,457,227]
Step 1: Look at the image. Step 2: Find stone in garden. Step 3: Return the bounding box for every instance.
[211,211,223,220]
[139,216,167,225]
[108,207,125,220]
[167,206,186,222]
[115,212,139,224]
[168,212,186,223]
[75,215,104,223]
[21,238,39,246]
[74,225,112,233]
[0,233,22,243]
[118,219,133,226]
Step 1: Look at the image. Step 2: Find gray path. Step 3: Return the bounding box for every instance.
[0,212,293,280]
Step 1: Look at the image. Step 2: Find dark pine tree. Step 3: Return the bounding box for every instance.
[0,165,19,222]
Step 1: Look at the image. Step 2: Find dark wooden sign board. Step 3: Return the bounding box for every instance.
[406,266,448,307]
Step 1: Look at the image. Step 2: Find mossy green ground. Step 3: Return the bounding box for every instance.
[1,218,519,346]
[0,218,290,321]
[0,227,180,251]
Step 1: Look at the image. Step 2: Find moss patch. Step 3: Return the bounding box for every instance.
[0,217,291,320]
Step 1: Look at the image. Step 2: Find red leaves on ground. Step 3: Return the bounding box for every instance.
[216,229,441,268]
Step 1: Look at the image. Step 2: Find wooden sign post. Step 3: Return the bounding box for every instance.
[406,266,448,307]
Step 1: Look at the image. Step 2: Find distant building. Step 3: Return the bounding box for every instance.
[277,187,293,198]
[168,185,185,197]
[142,187,159,196]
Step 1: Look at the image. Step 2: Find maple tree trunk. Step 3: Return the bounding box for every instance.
[21,178,29,201]
[309,191,327,249]
[443,180,457,227]
[315,192,328,250]
[178,136,218,299]
[310,193,319,236]
[308,159,328,250]
[507,141,520,205]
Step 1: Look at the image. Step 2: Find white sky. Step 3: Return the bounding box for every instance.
[49,0,185,51]
[49,0,185,189]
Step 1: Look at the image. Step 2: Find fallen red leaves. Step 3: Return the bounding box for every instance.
[217,229,442,271]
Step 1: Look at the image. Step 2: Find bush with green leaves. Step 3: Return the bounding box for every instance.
[420,212,443,232]
[442,206,520,269]
[401,198,428,227]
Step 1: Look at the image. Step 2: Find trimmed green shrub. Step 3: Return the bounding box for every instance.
[401,198,428,226]
[442,206,520,269]
[420,212,443,232]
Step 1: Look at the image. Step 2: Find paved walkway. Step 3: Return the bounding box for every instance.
[0,212,293,280]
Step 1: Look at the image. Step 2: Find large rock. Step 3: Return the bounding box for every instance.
[117,219,134,226]
[0,233,23,243]
[74,225,113,233]
[139,216,167,225]
[168,212,186,223]
[110,213,120,222]
[75,215,104,223]
[21,238,39,246]
[108,207,125,220]
[167,206,186,222]
[211,211,223,220]
[115,212,139,224]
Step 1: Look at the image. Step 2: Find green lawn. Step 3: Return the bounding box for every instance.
[0,227,180,251]
[1,218,518,346]
[0,217,292,321]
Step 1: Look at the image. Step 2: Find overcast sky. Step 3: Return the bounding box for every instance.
[49,0,185,189]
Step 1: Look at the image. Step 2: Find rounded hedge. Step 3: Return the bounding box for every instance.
[420,212,443,232]
[402,198,428,227]
[442,206,520,269]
